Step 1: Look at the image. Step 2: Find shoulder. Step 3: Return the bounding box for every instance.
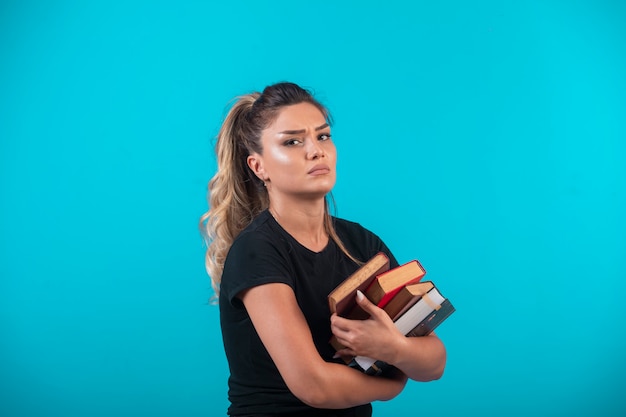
[332,216,398,267]
[226,210,293,268]
[333,216,382,243]
[221,211,295,303]
[229,210,278,250]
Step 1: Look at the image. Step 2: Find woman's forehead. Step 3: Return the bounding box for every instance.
[268,102,327,131]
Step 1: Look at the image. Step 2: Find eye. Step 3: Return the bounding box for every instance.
[283,139,302,146]
[318,133,332,141]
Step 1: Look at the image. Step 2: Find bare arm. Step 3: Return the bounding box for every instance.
[240,283,407,409]
[331,291,447,381]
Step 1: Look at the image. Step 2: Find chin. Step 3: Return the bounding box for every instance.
[299,187,334,200]
[316,182,336,195]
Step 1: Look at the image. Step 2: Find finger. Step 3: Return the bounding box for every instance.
[355,290,383,317]
[331,322,353,344]
[335,348,356,358]
[330,314,352,332]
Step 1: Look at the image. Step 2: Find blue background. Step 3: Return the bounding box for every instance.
[2,1,625,416]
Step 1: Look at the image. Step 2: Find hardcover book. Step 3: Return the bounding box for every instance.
[328,252,390,317]
[366,259,426,309]
[383,281,435,321]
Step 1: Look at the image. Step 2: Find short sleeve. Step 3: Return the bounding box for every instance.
[220,230,295,306]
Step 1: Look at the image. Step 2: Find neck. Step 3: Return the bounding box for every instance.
[269,198,329,252]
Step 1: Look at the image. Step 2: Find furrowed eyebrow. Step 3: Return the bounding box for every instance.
[315,123,330,131]
[278,123,329,135]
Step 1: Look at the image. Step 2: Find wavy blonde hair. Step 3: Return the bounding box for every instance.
[199,82,361,296]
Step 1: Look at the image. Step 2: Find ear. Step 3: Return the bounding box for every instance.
[247,153,268,181]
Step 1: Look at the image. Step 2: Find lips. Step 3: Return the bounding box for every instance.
[308,164,331,175]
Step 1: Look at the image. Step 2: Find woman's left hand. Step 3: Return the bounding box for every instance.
[330,290,406,364]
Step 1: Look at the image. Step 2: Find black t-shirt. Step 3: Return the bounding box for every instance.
[219,210,398,416]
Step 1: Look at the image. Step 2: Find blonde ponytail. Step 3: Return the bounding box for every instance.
[199,93,269,295]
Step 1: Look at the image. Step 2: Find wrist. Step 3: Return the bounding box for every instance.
[388,334,410,366]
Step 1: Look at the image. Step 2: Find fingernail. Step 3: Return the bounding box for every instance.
[356,290,365,301]
[333,352,341,359]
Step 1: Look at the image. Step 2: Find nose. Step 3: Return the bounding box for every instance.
[306,138,325,160]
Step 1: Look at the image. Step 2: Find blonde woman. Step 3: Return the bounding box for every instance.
[200,82,446,416]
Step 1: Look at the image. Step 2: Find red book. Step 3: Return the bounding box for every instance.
[365,260,426,308]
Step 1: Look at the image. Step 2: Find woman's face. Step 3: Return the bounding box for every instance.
[248,102,337,200]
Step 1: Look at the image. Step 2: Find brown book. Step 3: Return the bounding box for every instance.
[383,281,435,320]
[365,260,426,309]
[328,252,390,316]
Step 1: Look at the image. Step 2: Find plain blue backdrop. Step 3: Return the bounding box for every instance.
[1,1,625,416]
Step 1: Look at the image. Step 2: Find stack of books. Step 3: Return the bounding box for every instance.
[328,252,455,375]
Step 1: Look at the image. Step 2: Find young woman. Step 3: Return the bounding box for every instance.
[199,82,446,416]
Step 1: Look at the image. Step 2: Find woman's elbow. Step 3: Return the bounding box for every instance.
[410,343,447,382]
[410,362,446,382]
[290,381,333,409]
[284,368,335,408]
[427,337,447,381]
[430,361,446,381]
